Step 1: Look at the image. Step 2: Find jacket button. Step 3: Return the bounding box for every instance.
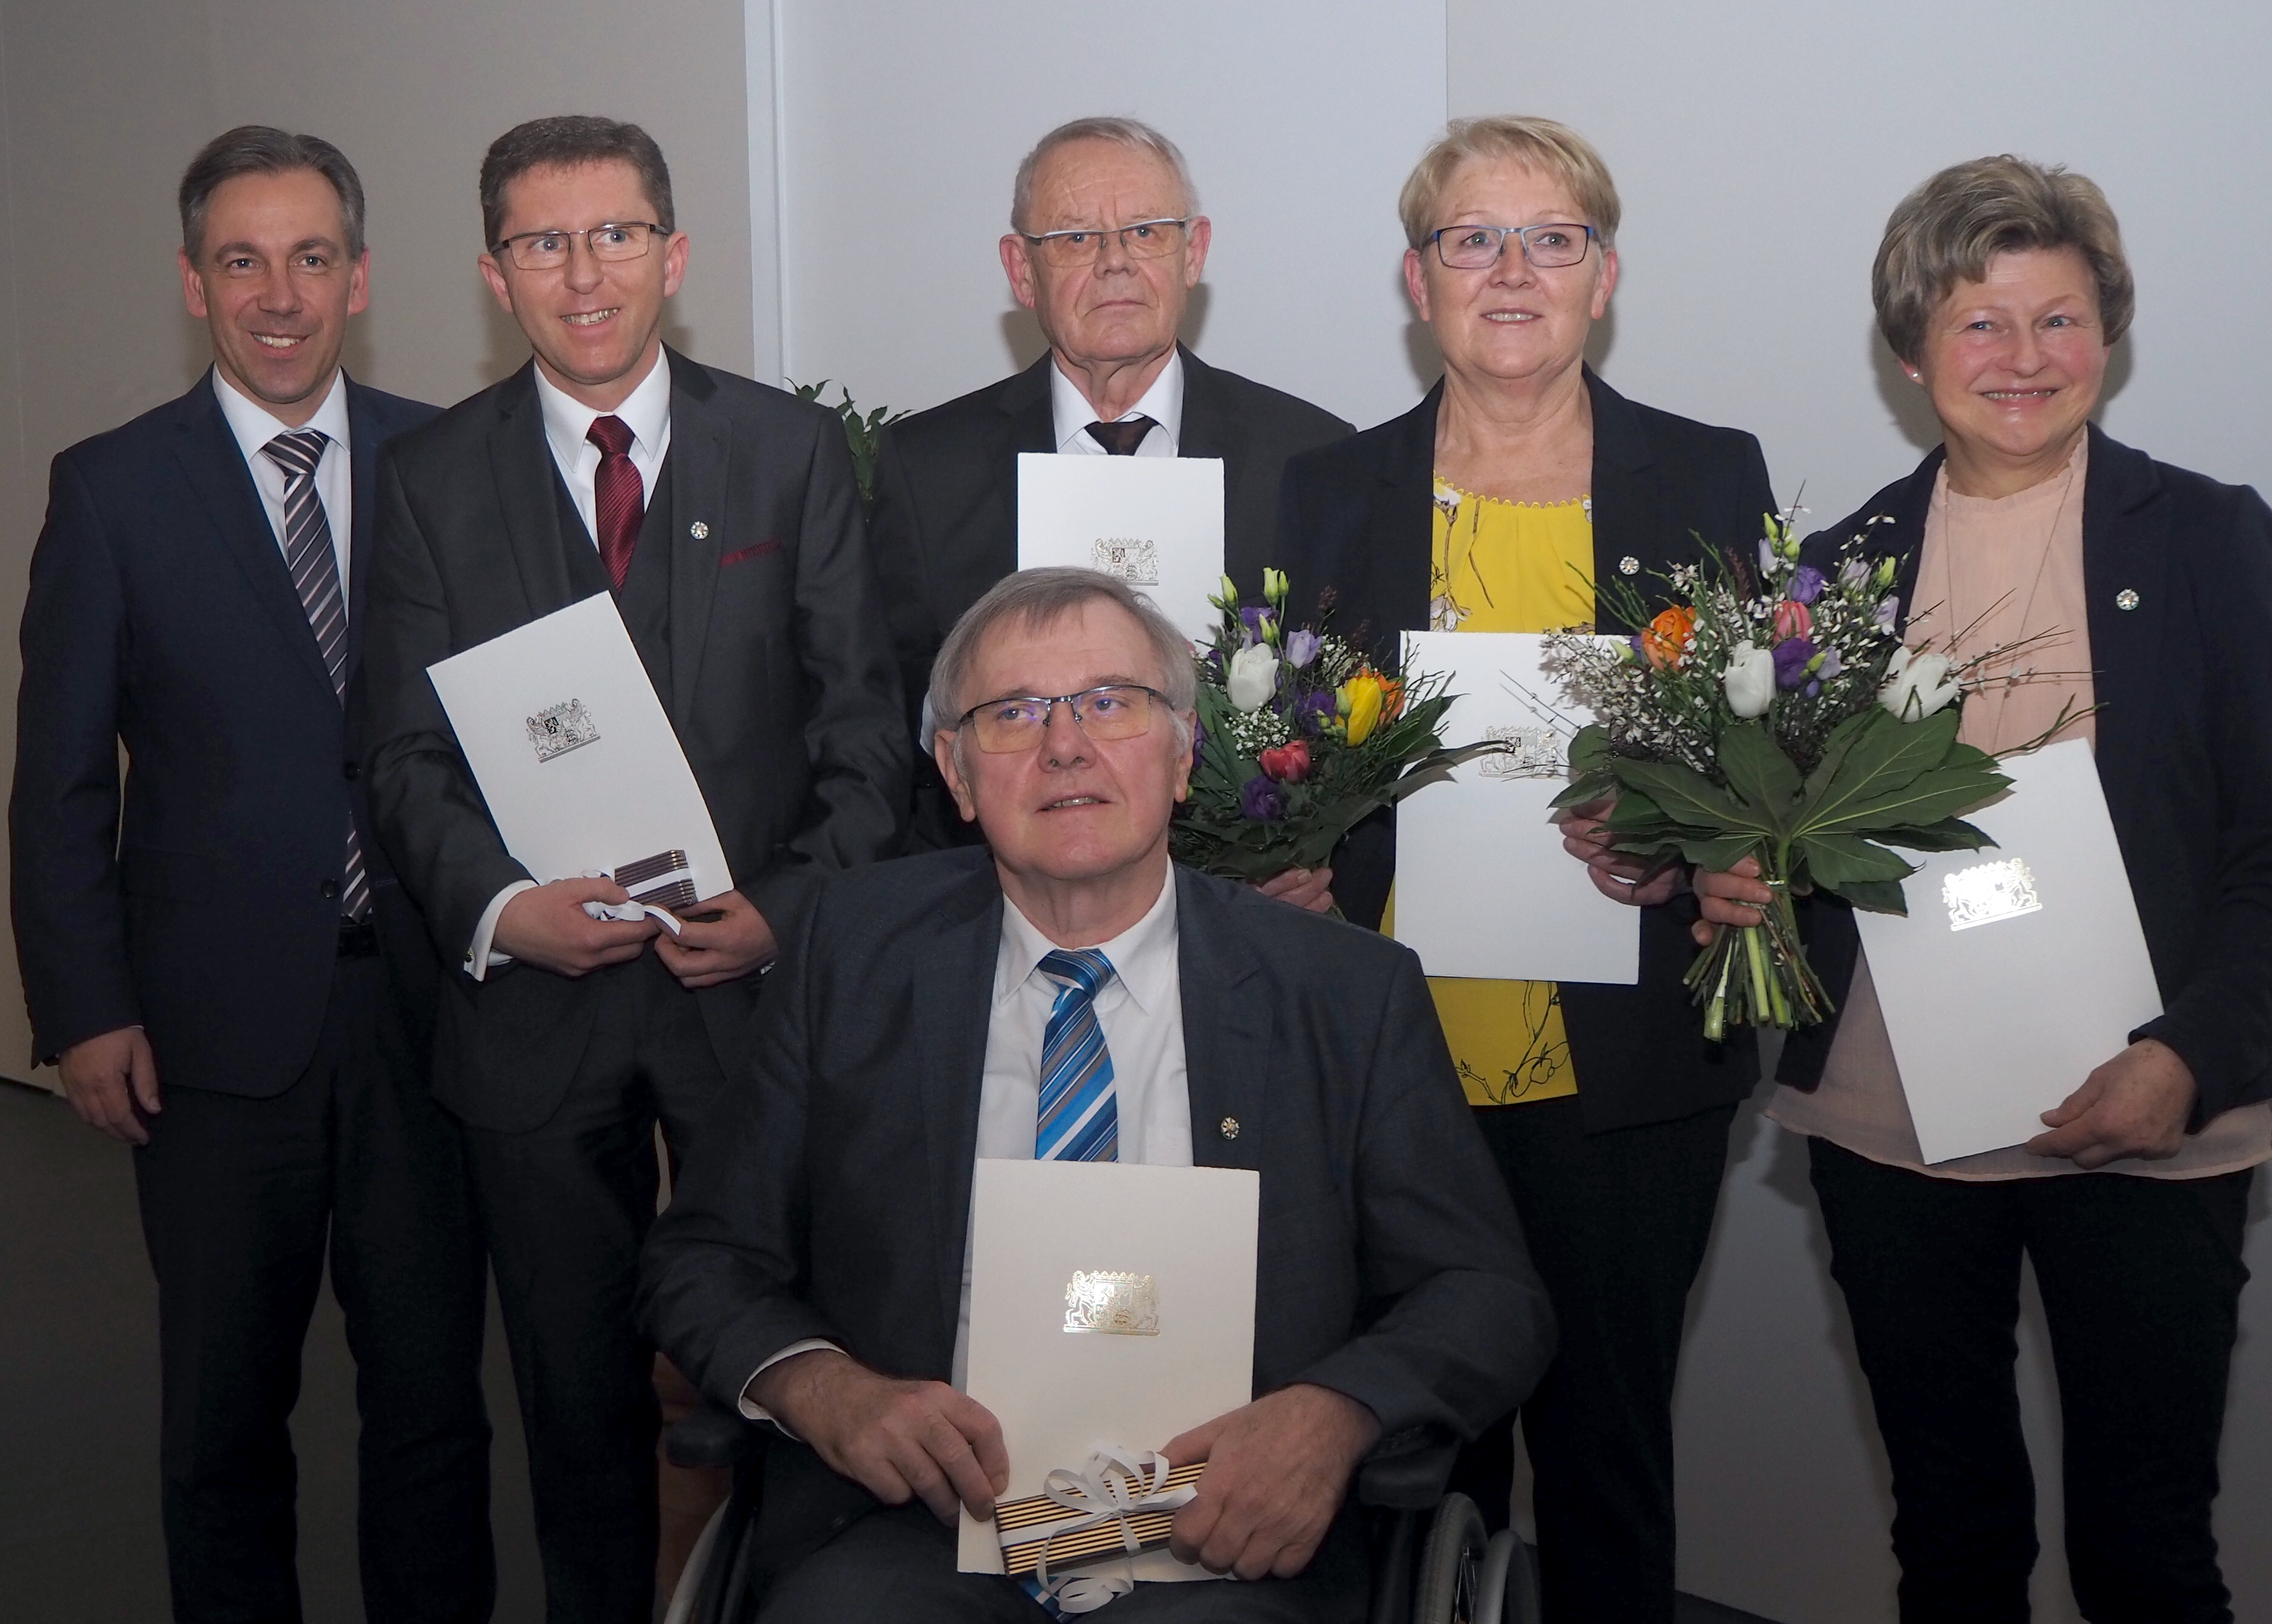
[342,760,360,781]
[320,878,340,900]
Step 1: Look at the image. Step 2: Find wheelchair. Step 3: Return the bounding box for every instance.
[660,1403,1538,1624]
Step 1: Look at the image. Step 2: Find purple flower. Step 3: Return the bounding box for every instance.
[1840,558,1871,589]
[1286,628,1321,668]
[1297,690,1338,734]
[1772,637,1817,690]
[1873,595,1901,629]
[1190,717,1207,772]
[1804,679,1821,698]
[1239,606,1276,646]
[1239,775,1288,822]
[1817,647,1843,680]
[1757,537,1778,575]
[1789,564,1825,604]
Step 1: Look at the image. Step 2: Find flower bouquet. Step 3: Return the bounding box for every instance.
[1168,569,1499,886]
[1545,513,2018,1040]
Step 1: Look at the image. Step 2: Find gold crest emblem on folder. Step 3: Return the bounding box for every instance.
[1063,1271,1159,1336]
[1943,858,2042,932]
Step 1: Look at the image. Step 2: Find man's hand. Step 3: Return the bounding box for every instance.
[750,1348,1008,1526]
[493,877,660,977]
[654,889,777,989]
[2026,1038,2197,1169]
[1689,855,1776,944]
[1254,866,1334,914]
[57,1026,161,1145]
[1162,1384,1381,1581]
[1562,797,1682,906]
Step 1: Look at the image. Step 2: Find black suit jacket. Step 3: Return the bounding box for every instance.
[1775,427,2272,1129]
[1273,369,1777,1133]
[869,347,1352,840]
[12,372,437,1092]
[639,850,1553,1559]
[363,352,908,1131]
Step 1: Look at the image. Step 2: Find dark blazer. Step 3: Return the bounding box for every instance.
[639,850,1554,1561]
[1273,369,1777,1133]
[363,351,908,1132]
[868,347,1352,807]
[12,373,436,1093]
[1776,427,2272,1130]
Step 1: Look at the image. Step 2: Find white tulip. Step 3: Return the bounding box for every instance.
[1722,641,1776,719]
[1225,643,1280,712]
[1878,646,1962,721]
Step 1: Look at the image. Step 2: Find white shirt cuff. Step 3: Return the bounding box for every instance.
[465,880,538,981]
[737,1338,844,1432]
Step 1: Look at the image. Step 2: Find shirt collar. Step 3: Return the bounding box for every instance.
[212,365,351,466]
[533,346,673,467]
[1049,347,1183,453]
[995,862,1180,1016]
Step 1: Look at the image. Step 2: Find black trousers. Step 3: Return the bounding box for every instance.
[460,952,737,1624]
[1808,1140,2253,1624]
[1448,1096,1736,1624]
[132,951,493,1624]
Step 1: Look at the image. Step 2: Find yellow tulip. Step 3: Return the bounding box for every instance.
[1341,671,1386,745]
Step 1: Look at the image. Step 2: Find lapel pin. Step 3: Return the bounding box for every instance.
[2115,588,2139,612]
[1618,555,1640,576]
[690,521,710,540]
[1218,1116,1239,1141]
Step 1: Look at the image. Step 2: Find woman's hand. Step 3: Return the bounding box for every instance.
[1689,856,1777,945]
[2025,1038,2197,1168]
[1562,797,1681,906]
[1255,867,1334,914]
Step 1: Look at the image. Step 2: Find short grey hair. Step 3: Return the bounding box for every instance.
[1011,117,1199,233]
[928,568,1196,767]
[180,125,366,261]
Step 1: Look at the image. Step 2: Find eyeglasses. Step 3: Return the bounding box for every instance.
[492,222,667,271]
[1020,219,1191,269]
[1428,222,1597,270]
[955,684,1167,754]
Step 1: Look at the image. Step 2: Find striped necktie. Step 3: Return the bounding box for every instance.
[1034,948,1118,1163]
[261,429,368,922]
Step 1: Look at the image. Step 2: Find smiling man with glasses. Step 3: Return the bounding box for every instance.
[866,117,1352,883]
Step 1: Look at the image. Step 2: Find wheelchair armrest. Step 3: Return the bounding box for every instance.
[1354,1426,1459,1513]
[664,1397,762,1470]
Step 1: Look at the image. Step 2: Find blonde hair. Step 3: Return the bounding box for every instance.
[1397,116,1621,251]
[1873,155,2133,365]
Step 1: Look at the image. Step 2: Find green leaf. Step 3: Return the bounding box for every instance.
[1795,707,1966,836]
[1797,831,1917,889]
[1611,759,1772,836]
[1674,833,1769,870]
[1800,758,2011,838]
[1716,720,1804,839]
[1827,878,1910,915]
[1872,817,1997,854]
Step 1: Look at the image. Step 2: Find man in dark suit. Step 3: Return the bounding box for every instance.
[640,568,1552,1620]
[362,116,906,1622]
[10,128,491,1623]
[869,116,1352,886]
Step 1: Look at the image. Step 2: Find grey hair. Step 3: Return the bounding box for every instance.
[180,125,366,261]
[928,567,1196,771]
[1010,116,1199,233]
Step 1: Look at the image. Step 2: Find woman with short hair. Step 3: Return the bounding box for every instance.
[1276,116,1774,1622]
[1713,155,2272,1621]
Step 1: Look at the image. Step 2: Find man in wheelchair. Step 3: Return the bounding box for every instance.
[640,569,1554,1619]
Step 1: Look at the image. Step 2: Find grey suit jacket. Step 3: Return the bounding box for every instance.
[363,352,908,1130]
[639,849,1553,1558]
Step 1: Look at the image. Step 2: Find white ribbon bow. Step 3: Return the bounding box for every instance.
[1030,1444,1198,1614]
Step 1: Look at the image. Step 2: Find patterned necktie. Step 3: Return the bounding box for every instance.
[1084,415,1155,456]
[586,414,642,590]
[1034,948,1118,1162]
[261,429,368,922]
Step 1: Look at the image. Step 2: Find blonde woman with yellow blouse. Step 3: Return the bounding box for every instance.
[1275,117,1774,1622]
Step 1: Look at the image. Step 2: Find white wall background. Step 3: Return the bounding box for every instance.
[749,5,2272,1623]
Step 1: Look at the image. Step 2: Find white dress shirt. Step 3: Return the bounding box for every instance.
[742,865,1194,1417]
[463,351,675,977]
[1048,348,1183,458]
[212,366,354,595]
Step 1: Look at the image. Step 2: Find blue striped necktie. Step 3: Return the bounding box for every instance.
[262,429,369,922]
[1034,948,1118,1163]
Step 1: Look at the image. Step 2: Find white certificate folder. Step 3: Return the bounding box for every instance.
[1854,739,2162,1164]
[424,592,734,908]
[1392,631,1639,984]
[1017,453,1225,642]
[958,1160,1258,1582]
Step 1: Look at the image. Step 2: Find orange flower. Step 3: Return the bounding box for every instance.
[1641,606,1695,671]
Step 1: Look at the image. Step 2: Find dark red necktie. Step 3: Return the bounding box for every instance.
[1085,415,1156,456]
[586,415,642,590]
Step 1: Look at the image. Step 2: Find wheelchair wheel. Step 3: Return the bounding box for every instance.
[1413,1492,1488,1623]
[1473,1528,1539,1624]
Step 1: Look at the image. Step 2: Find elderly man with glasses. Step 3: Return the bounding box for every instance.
[640,566,1552,1622]
[869,117,1353,889]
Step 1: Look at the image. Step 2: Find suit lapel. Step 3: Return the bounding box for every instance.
[1173,870,1268,1174]
[993,356,1058,576]
[1359,386,1440,664]
[485,364,575,616]
[663,351,728,723]
[344,377,383,672]
[2078,428,2167,838]
[1584,369,1666,635]
[914,867,1008,1343]
[172,377,335,695]
[1176,347,1249,468]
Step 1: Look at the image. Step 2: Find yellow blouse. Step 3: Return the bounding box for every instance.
[1384,479,1595,1107]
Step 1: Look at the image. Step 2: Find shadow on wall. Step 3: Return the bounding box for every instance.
[994,283,1215,379]
[1867,320,2136,457]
